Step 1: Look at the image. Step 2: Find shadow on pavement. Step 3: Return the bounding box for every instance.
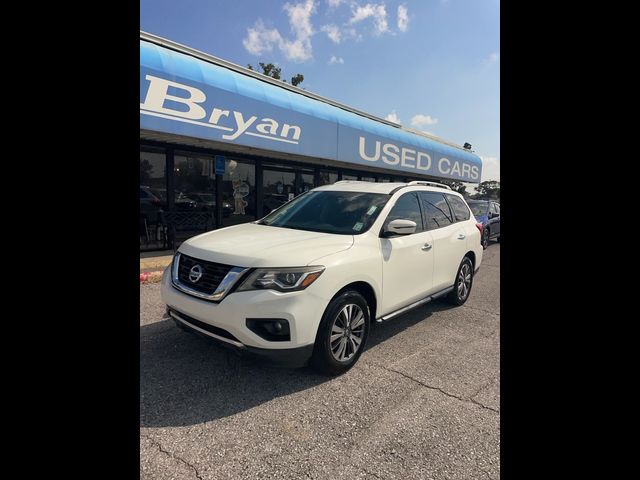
[140,299,455,428]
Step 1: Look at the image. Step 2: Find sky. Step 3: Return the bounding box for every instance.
[140,0,500,184]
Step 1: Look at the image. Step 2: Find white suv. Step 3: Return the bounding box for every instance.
[161,181,482,375]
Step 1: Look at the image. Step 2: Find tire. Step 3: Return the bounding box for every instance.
[310,290,371,376]
[446,257,474,306]
[482,228,489,249]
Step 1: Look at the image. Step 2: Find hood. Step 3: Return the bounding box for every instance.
[178,223,354,268]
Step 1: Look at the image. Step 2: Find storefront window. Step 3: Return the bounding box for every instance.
[222,158,255,227]
[140,147,166,250]
[263,166,296,214]
[300,172,315,194]
[174,153,216,213]
[361,176,376,182]
[343,174,358,181]
[318,170,339,186]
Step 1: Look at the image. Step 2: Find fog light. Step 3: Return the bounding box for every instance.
[246,318,291,342]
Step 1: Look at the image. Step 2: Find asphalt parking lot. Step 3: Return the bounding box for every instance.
[140,243,500,480]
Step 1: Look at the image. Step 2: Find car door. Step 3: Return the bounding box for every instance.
[418,191,469,292]
[489,202,500,237]
[379,192,435,314]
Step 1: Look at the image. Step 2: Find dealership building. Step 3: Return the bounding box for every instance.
[140,31,483,251]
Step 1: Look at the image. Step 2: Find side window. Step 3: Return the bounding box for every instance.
[494,203,500,214]
[418,192,454,230]
[446,194,471,221]
[489,203,497,214]
[384,192,424,233]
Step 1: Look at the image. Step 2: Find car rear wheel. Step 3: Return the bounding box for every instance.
[446,257,474,306]
[482,228,489,249]
[310,290,370,376]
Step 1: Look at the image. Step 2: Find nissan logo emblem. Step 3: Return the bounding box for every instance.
[188,264,203,283]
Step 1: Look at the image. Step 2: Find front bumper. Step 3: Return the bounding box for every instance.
[160,268,326,361]
[167,308,314,367]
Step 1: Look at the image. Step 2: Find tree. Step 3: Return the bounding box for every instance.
[247,62,304,87]
[474,180,500,200]
[290,73,304,86]
[439,180,468,196]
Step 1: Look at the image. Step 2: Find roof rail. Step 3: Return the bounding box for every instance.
[407,181,452,190]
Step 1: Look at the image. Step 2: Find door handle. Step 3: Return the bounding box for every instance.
[421,243,432,251]
[457,233,466,240]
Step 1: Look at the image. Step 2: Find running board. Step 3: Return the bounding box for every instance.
[376,286,455,323]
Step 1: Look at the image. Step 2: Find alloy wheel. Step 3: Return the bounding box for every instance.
[457,263,472,300]
[329,304,366,362]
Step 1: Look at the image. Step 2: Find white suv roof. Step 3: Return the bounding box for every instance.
[314,180,454,195]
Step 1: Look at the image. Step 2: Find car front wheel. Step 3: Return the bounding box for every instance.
[310,290,370,376]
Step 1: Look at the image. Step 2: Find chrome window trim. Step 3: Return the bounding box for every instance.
[171,253,249,302]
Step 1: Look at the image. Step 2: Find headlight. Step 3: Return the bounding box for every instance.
[236,266,325,292]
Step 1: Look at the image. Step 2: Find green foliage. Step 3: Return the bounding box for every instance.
[439,180,468,196]
[291,73,304,86]
[247,62,304,87]
[470,181,500,200]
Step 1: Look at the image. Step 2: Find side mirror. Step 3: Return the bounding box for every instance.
[384,219,417,236]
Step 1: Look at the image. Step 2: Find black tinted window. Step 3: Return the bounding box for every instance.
[384,193,424,233]
[261,191,388,235]
[468,201,488,216]
[418,192,454,229]
[446,194,471,221]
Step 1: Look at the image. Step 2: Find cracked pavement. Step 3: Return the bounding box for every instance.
[140,243,500,479]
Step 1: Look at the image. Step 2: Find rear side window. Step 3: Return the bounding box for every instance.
[489,203,497,214]
[494,203,500,214]
[446,194,471,221]
[384,192,424,233]
[418,192,453,229]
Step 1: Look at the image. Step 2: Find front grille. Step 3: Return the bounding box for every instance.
[176,253,234,295]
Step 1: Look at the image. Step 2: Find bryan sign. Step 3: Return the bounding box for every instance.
[141,75,302,145]
[140,69,481,182]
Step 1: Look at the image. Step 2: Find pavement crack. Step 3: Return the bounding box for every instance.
[380,365,499,414]
[143,435,204,480]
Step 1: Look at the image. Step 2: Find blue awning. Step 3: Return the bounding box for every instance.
[140,38,482,182]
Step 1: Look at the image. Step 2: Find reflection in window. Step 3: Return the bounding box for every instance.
[300,173,315,194]
[446,194,471,221]
[263,168,295,215]
[318,171,338,186]
[419,192,454,229]
[140,147,167,251]
[223,158,256,227]
[384,193,424,233]
[174,153,215,213]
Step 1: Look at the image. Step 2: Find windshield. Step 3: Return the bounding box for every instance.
[260,191,389,235]
[468,201,489,216]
